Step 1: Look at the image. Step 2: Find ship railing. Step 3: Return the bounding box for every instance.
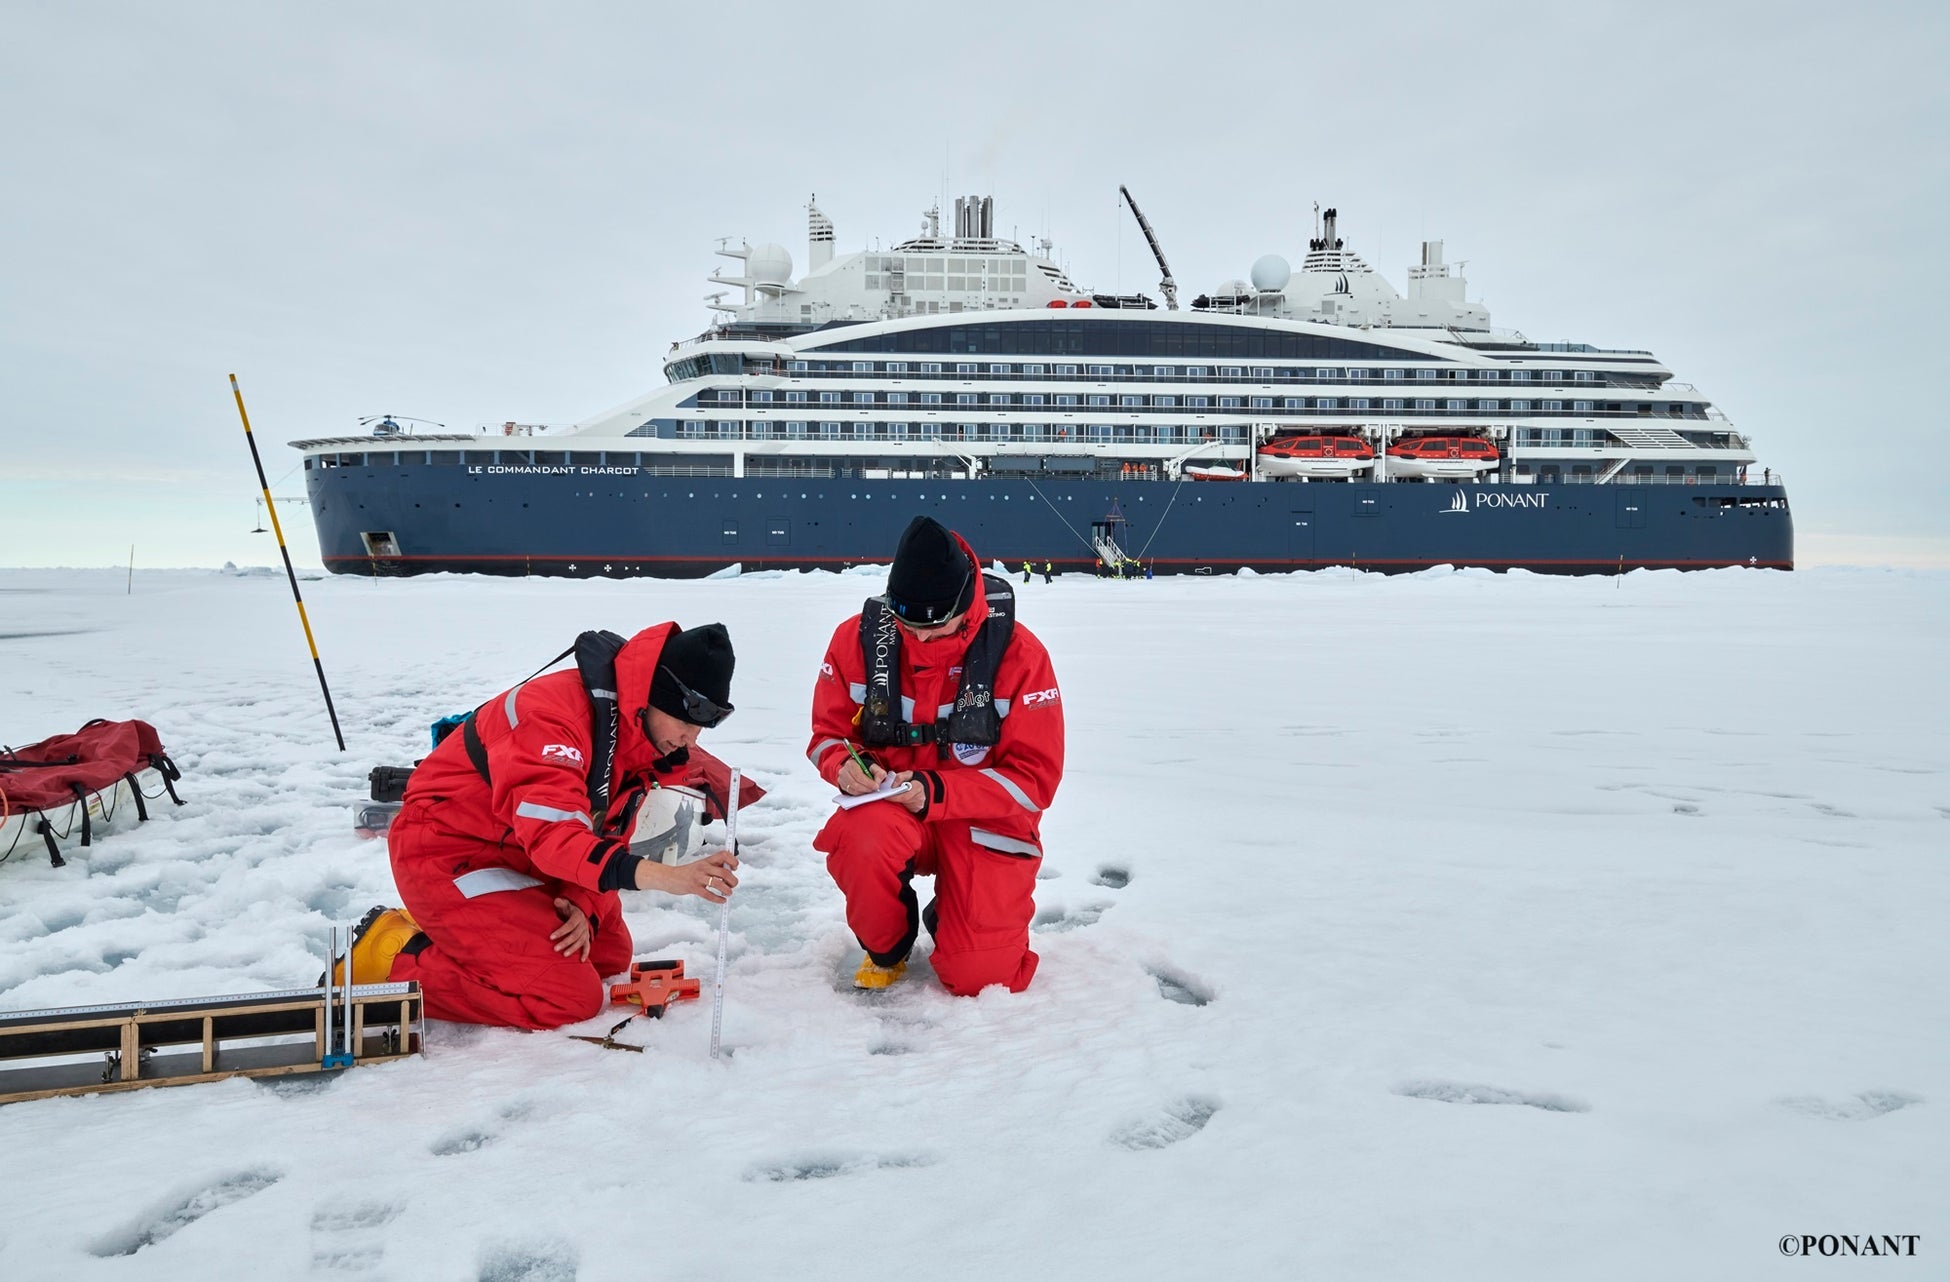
[767,366,1664,392]
[1512,470,1779,487]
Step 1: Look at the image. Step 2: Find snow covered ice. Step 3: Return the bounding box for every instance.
[0,564,1944,1279]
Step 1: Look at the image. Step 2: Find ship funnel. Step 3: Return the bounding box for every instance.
[808,195,834,271]
[954,195,994,241]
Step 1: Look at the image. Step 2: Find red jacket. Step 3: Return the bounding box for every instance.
[808,551,1064,854]
[399,622,696,921]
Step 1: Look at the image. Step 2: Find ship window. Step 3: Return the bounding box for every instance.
[1253,367,1273,378]
[820,422,841,438]
[1447,399,1467,411]
[1383,399,1403,411]
[922,363,943,373]
[820,391,840,403]
[1120,395,1142,407]
[990,364,1009,374]
[1416,399,1436,410]
[1510,369,1530,381]
[1186,366,1206,378]
[1250,397,1272,409]
[957,393,976,405]
[1351,398,1370,410]
[1318,398,1337,410]
[1023,364,1045,375]
[1220,396,1241,408]
[957,363,976,374]
[1155,395,1175,408]
[1346,368,1368,380]
[1543,400,1563,411]
[1574,400,1593,412]
[1283,398,1303,409]
[1478,400,1498,411]
[787,421,807,438]
[886,362,906,373]
[1057,364,1078,375]
[1089,365,1112,376]
[1056,394,1078,406]
[1088,395,1110,407]
[1025,394,1045,406]
[888,392,908,404]
[1384,369,1404,380]
[923,393,942,404]
[786,390,805,403]
[1510,400,1530,411]
[1575,370,1596,382]
[853,392,873,404]
[753,390,773,403]
[1188,396,1208,408]
[990,392,1011,405]
[1476,370,1500,381]
[1154,366,1175,377]
[1417,369,1436,380]
[853,361,872,372]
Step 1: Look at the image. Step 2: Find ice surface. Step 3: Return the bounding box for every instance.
[0,565,1944,1279]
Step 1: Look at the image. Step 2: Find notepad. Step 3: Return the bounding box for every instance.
[833,775,906,809]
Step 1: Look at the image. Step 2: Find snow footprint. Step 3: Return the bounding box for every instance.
[89,1166,284,1257]
[1111,1097,1220,1151]
[1032,902,1111,933]
[1091,865,1131,889]
[745,1153,937,1182]
[1778,1090,1921,1120]
[1147,964,1213,1007]
[1393,1080,1590,1113]
[478,1237,579,1282]
[430,1099,534,1156]
[309,1198,404,1273]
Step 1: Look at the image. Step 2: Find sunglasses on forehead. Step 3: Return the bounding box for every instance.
[658,666,733,727]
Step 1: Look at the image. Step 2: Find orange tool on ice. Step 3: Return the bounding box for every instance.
[607,959,701,1019]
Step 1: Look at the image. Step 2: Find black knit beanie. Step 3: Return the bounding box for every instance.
[887,516,974,624]
[649,623,735,724]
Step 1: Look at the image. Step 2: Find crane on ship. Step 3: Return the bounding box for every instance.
[1118,185,1178,311]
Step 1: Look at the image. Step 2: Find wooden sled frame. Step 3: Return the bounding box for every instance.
[0,982,423,1106]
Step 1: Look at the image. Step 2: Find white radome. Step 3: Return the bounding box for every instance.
[1250,254,1291,292]
[1219,278,1250,297]
[747,243,794,287]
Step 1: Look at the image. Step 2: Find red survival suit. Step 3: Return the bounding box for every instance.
[390,623,703,1029]
[808,550,1064,995]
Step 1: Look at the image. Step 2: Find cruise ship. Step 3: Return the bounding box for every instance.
[294,193,1792,576]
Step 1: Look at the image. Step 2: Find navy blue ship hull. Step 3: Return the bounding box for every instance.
[304,463,1793,576]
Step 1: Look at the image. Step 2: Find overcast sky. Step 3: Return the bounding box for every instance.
[3,1,1946,569]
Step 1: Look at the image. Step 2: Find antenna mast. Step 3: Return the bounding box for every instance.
[1117,185,1178,311]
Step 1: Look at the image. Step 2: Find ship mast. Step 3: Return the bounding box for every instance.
[1117,185,1178,311]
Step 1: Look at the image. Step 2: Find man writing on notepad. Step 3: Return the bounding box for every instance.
[807,515,1065,994]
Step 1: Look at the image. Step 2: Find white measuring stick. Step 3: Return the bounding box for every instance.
[709,768,740,1059]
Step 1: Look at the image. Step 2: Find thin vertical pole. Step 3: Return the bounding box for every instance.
[229,375,345,751]
[709,768,742,1060]
[126,545,133,595]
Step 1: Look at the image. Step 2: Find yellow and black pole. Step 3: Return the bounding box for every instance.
[230,374,346,751]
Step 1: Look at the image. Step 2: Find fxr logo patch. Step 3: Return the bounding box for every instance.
[820,661,835,677]
[542,744,585,765]
[1022,688,1060,706]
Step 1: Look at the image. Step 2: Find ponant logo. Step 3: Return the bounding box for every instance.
[1439,491,1552,515]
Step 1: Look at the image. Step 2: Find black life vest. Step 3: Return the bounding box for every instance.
[858,573,1015,760]
[460,629,638,836]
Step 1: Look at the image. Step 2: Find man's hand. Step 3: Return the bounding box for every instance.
[550,897,593,961]
[635,847,741,903]
[836,758,889,796]
[892,771,926,814]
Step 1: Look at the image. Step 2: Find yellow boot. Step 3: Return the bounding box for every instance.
[326,906,422,986]
[853,954,907,990]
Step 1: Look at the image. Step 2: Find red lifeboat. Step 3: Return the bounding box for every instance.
[1384,435,1500,479]
[1255,434,1376,479]
[1070,298,1093,308]
[1045,299,1068,308]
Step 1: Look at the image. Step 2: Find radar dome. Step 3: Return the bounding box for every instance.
[748,243,794,286]
[1250,254,1291,292]
[1218,278,1250,297]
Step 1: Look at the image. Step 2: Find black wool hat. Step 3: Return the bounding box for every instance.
[887,515,974,625]
[649,623,736,725]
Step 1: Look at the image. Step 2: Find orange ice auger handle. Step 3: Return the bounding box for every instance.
[607,960,702,1019]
